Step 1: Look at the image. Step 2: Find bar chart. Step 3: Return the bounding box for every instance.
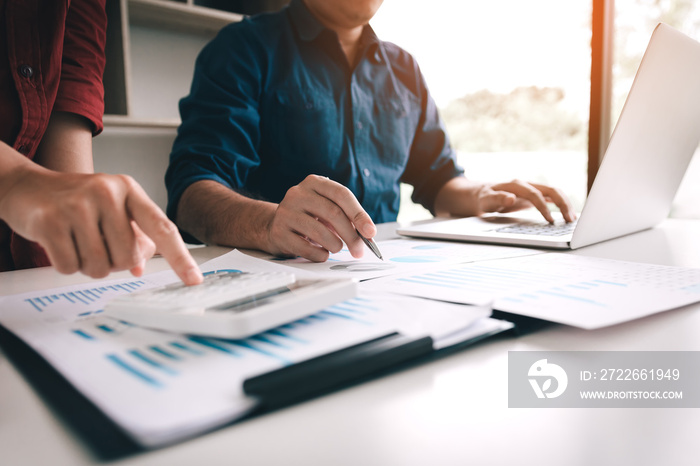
[86,298,386,390]
[24,280,146,312]
[370,252,700,328]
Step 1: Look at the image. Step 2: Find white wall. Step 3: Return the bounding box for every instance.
[92,127,177,212]
[128,25,212,120]
[93,23,214,212]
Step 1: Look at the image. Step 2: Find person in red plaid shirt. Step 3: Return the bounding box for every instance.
[0,0,202,285]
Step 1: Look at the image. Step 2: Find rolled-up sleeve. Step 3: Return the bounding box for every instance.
[165,23,264,222]
[400,63,464,214]
[53,0,107,136]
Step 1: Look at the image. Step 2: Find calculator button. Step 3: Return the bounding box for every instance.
[105,271,296,314]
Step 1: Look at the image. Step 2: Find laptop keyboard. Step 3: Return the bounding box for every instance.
[495,220,577,237]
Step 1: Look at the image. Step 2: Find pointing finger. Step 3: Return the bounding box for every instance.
[125,181,203,285]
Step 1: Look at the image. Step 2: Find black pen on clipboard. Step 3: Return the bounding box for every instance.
[356,228,383,260]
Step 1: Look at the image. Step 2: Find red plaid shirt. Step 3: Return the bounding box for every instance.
[0,0,107,271]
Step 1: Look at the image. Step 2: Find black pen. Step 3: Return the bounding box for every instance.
[356,228,383,260]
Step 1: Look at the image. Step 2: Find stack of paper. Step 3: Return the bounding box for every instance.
[360,252,700,329]
[6,236,700,447]
[0,251,502,447]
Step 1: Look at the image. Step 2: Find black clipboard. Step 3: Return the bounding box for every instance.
[0,312,533,458]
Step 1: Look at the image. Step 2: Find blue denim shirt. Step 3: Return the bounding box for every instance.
[166,0,464,227]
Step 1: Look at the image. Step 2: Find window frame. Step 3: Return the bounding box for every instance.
[588,0,615,191]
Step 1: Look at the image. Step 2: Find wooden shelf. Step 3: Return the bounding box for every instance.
[103,0,250,125]
[129,0,243,34]
[103,114,180,129]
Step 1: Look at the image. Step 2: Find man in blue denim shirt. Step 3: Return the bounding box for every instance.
[166,0,575,262]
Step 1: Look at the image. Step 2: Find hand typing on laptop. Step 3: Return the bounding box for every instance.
[433,177,577,224]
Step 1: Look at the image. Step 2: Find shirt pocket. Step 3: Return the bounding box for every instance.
[264,88,342,174]
[371,91,421,168]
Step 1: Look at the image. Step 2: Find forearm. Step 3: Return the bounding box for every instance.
[1,112,94,215]
[433,176,488,218]
[0,142,46,215]
[33,111,94,173]
[176,179,277,250]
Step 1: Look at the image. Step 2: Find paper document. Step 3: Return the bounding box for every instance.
[0,251,500,447]
[367,252,700,329]
[254,238,542,280]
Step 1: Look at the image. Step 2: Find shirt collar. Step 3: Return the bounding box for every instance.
[359,24,381,52]
[288,0,382,48]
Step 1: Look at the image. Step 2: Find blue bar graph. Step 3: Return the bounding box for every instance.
[348,296,379,308]
[683,283,700,294]
[226,340,292,365]
[324,298,378,319]
[150,345,182,360]
[98,296,383,389]
[169,341,205,356]
[566,284,591,290]
[320,310,372,325]
[250,334,292,350]
[499,278,627,309]
[24,299,43,312]
[266,328,308,344]
[129,350,178,376]
[327,303,367,314]
[187,336,242,356]
[107,354,163,388]
[72,329,94,340]
[23,280,146,312]
[398,262,563,296]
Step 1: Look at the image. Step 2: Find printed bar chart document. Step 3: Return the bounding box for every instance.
[0,251,501,447]
[364,253,700,329]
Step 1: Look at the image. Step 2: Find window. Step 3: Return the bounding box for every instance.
[372,0,592,222]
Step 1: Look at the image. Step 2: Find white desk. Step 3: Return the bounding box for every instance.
[2,219,700,466]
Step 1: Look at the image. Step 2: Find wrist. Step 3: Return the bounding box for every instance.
[0,146,47,218]
[258,203,279,254]
[434,177,487,217]
[214,197,277,252]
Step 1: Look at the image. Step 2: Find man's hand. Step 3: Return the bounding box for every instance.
[0,166,203,285]
[434,177,577,223]
[477,180,577,223]
[265,175,376,262]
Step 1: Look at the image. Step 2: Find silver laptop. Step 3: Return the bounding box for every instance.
[398,23,700,250]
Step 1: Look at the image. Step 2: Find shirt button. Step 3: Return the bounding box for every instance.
[372,51,382,63]
[304,102,313,110]
[356,121,364,130]
[18,64,34,79]
[363,168,371,177]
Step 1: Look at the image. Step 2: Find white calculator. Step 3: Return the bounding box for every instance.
[104,271,357,339]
